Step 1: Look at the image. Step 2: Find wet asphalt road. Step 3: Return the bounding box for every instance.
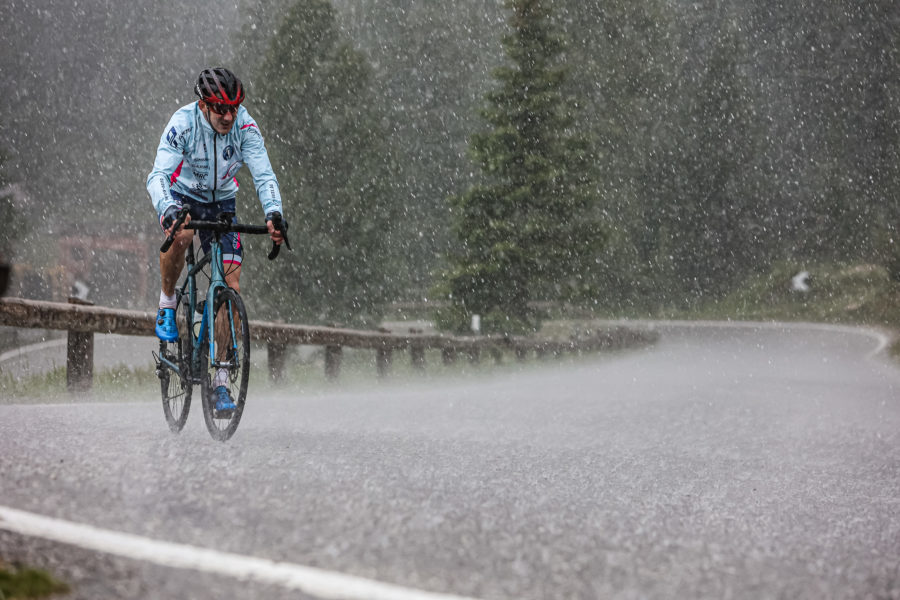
[1,322,899,599]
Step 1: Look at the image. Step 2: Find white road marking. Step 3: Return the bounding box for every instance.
[0,505,483,600]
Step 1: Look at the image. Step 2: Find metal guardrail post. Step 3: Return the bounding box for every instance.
[66,297,94,393]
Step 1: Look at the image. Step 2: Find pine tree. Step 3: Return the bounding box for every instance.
[0,148,25,264]
[661,24,760,303]
[436,0,605,334]
[245,0,402,326]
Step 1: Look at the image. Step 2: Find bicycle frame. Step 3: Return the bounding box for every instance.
[181,232,232,381]
[156,231,242,385]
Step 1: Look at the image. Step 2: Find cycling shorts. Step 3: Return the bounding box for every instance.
[163,191,243,266]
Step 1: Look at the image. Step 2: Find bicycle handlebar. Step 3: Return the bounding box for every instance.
[159,204,290,261]
[186,221,269,234]
[266,212,291,260]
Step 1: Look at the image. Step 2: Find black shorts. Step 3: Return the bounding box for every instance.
[167,191,243,267]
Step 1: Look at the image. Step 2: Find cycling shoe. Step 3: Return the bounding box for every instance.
[155,308,178,342]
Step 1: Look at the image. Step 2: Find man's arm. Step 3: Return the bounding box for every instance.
[240,118,283,218]
[147,112,190,218]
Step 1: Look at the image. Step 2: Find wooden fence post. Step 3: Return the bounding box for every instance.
[489,346,503,365]
[376,347,392,378]
[410,345,426,371]
[325,345,342,381]
[468,348,481,365]
[66,297,94,394]
[267,342,287,384]
[441,347,457,366]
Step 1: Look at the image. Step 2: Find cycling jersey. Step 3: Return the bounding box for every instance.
[146,102,283,219]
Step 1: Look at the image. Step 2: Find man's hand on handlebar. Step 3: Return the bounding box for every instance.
[265,211,291,260]
[266,220,284,245]
[266,212,289,246]
[162,205,191,238]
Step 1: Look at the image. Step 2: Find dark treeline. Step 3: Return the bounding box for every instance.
[1,0,898,323]
[540,0,900,312]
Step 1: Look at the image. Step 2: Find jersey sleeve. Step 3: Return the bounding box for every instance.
[239,117,283,217]
[146,111,189,218]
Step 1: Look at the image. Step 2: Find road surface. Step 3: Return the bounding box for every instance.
[1,322,899,599]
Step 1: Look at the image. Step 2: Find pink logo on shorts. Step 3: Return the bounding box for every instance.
[235,233,241,250]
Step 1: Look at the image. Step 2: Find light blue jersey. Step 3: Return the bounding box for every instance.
[147,102,283,218]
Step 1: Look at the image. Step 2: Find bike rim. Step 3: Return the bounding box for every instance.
[201,289,249,441]
[160,337,191,432]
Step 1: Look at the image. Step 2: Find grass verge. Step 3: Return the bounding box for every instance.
[0,343,558,403]
[673,260,900,354]
[0,561,69,599]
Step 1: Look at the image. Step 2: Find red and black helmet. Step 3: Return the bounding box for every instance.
[194,67,244,105]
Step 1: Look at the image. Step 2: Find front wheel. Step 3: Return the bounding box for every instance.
[158,299,192,432]
[199,287,250,441]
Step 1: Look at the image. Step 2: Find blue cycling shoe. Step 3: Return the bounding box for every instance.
[155,308,178,342]
[214,386,236,415]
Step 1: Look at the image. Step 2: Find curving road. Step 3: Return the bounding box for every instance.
[1,322,899,599]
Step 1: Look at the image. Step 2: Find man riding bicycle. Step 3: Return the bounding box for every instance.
[147,66,286,413]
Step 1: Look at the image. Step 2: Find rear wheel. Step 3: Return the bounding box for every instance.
[199,287,250,441]
[158,299,192,432]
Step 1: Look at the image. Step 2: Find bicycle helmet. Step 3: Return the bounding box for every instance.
[194,67,244,105]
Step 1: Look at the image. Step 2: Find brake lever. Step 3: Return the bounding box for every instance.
[159,205,191,253]
[267,215,291,260]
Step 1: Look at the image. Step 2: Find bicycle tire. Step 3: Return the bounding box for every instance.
[199,287,250,441]
[159,299,192,432]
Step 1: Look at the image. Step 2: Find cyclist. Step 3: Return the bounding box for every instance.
[147,66,286,413]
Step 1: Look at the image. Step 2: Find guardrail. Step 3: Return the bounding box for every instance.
[0,297,657,393]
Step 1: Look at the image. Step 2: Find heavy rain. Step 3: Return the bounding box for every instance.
[0,1,899,599]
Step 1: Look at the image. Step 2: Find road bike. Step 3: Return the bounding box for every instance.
[153,205,288,441]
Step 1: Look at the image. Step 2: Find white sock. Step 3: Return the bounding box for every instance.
[214,368,229,388]
[159,291,177,309]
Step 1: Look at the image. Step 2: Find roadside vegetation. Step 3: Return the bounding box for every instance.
[0,561,69,599]
[0,343,539,403]
[667,261,900,357]
[0,365,159,404]
[681,262,900,324]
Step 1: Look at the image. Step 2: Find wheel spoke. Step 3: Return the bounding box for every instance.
[159,327,192,433]
[200,288,250,441]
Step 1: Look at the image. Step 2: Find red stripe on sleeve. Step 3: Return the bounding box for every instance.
[169,161,184,185]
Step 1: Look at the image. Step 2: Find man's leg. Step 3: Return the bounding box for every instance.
[155,229,193,341]
[224,265,241,294]
[159,229,194,297]
[214,264,241,363]
[212,264,241,409]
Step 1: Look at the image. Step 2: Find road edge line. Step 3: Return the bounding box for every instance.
[0,505,482,600]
